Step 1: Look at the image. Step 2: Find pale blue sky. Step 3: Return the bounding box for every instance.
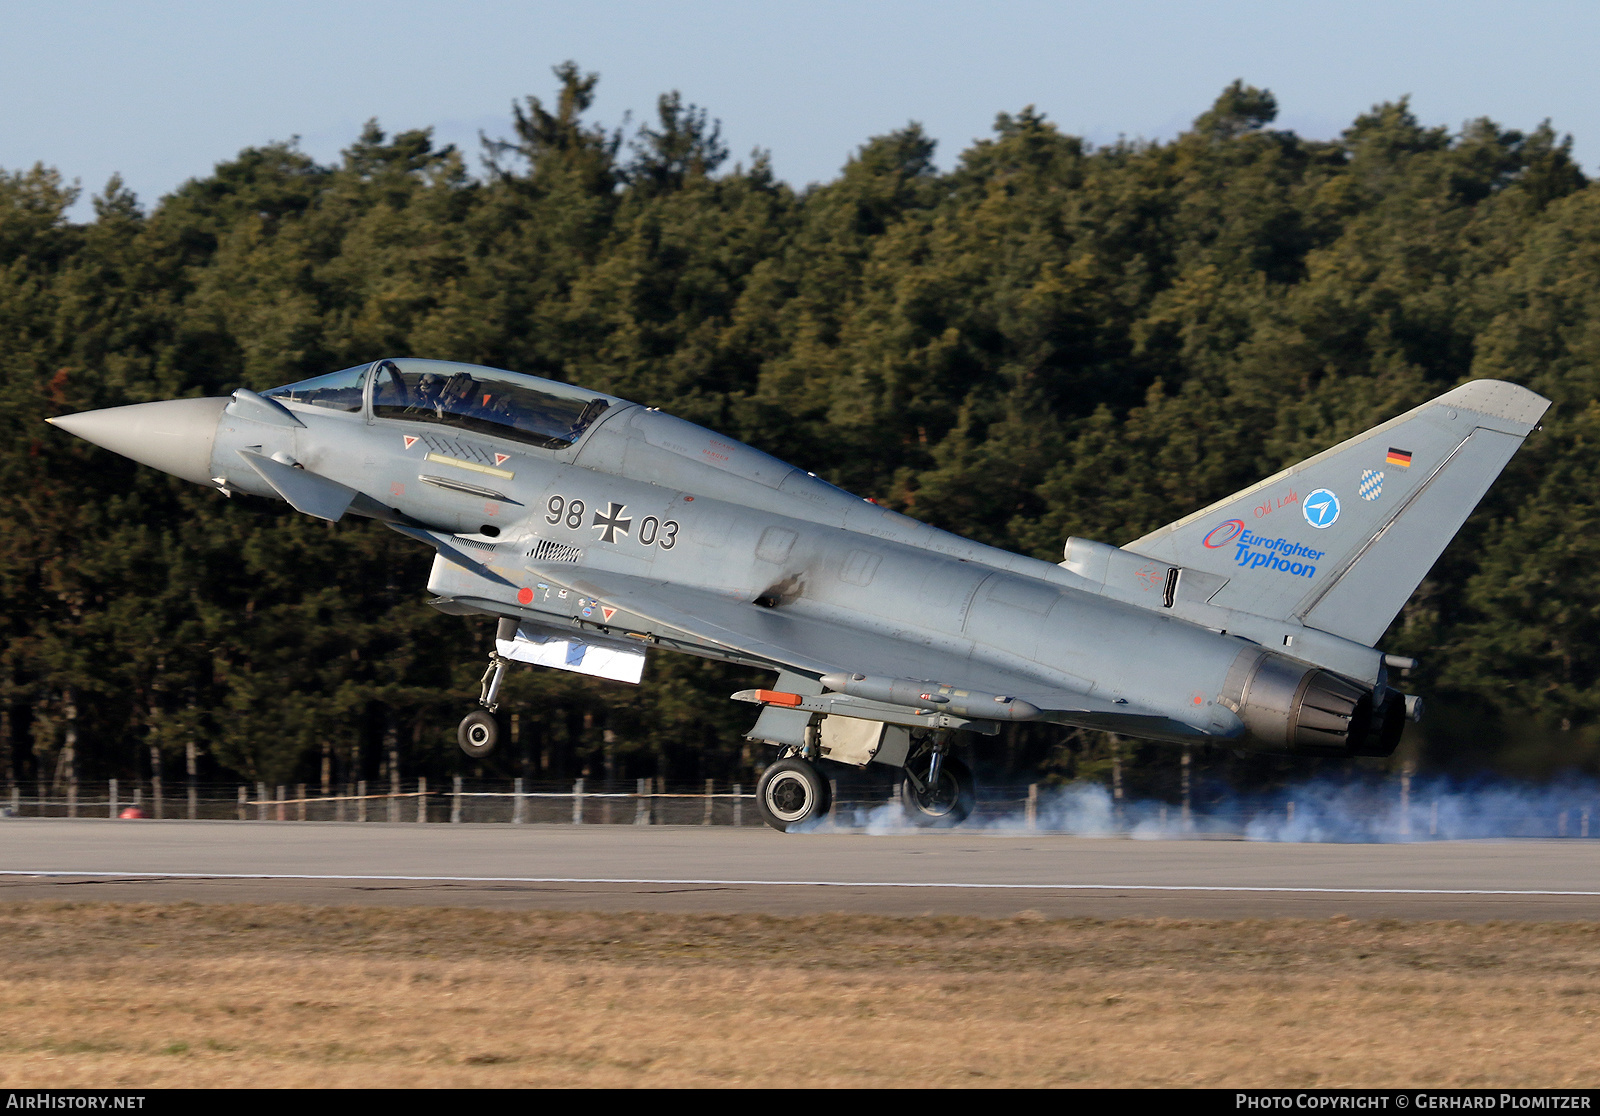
[2,1,1594,221]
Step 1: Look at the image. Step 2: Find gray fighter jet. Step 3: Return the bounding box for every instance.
[49,359,1550,831]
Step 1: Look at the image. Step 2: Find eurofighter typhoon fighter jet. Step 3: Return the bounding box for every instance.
[49,360,1549,831]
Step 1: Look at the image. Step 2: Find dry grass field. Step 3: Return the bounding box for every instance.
[0,901,1597,1088]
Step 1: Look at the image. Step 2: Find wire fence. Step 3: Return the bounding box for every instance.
[0,778,771,826]
[1,777,1597,839]
[0,777,1029,827]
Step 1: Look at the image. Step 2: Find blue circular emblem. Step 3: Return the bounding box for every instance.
[1302,488,1340,530]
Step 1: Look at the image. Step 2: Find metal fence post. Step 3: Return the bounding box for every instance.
[1111,737,1123,827]
[336,783,346,823]
[452,776,462,824]
[512,778,524,824]
[733,784,742,827]
[1027,783,1038,831]
[417,777,427,823]
[357,780,367,823]
[1181,746,1192,832]
[635,778,649,825]
[257,782,268,822]
[573,778,585,824]
[1399,763,1413,838]
[152,774,162,820]
[704,779,714,825]
[10,786,18,818]
[109,778,118,819]
[276,785,286,822]
[237,785,246,821]
[297,783,307,822]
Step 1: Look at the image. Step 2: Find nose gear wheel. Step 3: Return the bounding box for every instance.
[458,709,500,759]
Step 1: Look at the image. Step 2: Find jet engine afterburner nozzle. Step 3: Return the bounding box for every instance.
[1220,650,1404,758]
[48,397,229,486]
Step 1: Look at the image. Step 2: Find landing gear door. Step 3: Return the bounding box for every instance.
[819,716,911,768]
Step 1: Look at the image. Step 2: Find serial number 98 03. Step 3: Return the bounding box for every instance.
[545,494,678,550]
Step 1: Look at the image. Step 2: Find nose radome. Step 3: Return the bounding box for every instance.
[48,397,229,486]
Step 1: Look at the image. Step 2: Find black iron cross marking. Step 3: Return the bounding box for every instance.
[592,501,632,544]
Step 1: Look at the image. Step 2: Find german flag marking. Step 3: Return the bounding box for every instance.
[1386,447,1413,468]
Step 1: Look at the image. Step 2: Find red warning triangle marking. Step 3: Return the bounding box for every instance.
[601,606,617,622]
[403,435,419,449]
[494,453,510,466]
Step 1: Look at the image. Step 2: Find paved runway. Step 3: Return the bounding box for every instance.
[3,818,1598,919]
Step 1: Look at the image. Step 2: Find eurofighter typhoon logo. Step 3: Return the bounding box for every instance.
[1206,522,1326,579]
[1201,519,1246,549]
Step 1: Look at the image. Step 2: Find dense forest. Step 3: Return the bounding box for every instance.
[2,66,1597,801]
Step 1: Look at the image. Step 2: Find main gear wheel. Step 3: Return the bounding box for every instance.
[756,756,833,832]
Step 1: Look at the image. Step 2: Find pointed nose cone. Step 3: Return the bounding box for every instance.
[49,397,229,486]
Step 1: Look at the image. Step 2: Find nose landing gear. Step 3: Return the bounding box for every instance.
[457,652,508,759]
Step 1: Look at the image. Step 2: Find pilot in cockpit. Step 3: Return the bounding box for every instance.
[413,373,444,415]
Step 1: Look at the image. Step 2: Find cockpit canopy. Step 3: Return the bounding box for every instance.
[263,358,619,450]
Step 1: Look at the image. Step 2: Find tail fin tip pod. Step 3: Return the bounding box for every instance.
[1123,379,1551,647]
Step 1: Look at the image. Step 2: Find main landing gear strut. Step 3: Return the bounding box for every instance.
[457,652,508,759]
[755,730,977,833]
[900,754,976,827]
[896,730,976,827]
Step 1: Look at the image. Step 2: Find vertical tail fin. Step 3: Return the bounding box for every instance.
[1123,380,1550,646]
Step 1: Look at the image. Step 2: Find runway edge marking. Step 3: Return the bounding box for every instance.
[4,870,1600,898]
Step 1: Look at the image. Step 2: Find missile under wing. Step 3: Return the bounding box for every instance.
[48,359,1550,831]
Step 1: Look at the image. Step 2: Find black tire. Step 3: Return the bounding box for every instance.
[457,709,499,759]
[900,755,975,827]
[756,757,832,832]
